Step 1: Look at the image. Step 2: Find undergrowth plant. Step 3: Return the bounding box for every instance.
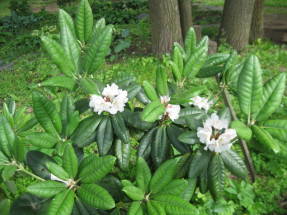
[0,0,286,214]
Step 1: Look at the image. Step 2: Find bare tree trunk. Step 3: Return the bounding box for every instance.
[178,0,193,40]
[250,0,265,42]
[222,0,255,51]
[149,0,183,55]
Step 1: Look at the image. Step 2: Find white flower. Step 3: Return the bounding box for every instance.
[160,96,180,121]
[197,113,237,153]
[189,96,213,111]
[89,83,128,115]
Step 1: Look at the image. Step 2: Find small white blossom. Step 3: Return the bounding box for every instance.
[89,83,128,115]
[160,96,180,121]
[197,113,237,153]
[189,96,213,111]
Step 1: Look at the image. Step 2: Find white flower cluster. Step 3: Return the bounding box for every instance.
[160,96,180,121]
[89,83,128,115]
[197,113,237,153]
[190,96,213,111]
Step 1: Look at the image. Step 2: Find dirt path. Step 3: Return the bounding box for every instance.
[31,2,59,13]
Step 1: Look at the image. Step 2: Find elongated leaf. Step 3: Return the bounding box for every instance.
[90,18,106,43]
[47,189,75,215]
[39,76,76,90]
[178,131,199,145]
[27,181,66,198]
[0,116,15,157]
[142,81,158,101]
[152,126,169,167]
[77,184,115,210]
[238,55,263,119]
[138,127,157,159]
[136,157,151,192]
[0,151,9,165]
[221,150,247,179]
[63,144,78,178]
[156,179,188,196]
[184,27,196,59]
[255,73,286,121]
[71,115,101,147]
[41,36,75,77]
[230,120,252,141]
[59,9,76,37]
[111,114,130,144]
[46,162,70,180]
[79,78,102,95]
[153,194,197,215]
[199,170,208,194]
[181,178,197,201]
[128,201,143,215]
[96,117,113,156]
[252,125,280,153]
[147,201,166,215]
[264,120,287,142]
[76,0,93,42]
[141,101,165,123]
[167,126,190,153]
[189,150,211,179]
[156,68,169,96]
[2,165,16,181]
[0,199,10,215]
[208,154,225,200]
[171,46,183,81]
[78,155,116,183]
[25,132,58,148]
[115,140,130,171]
[122,186,145,201]
[123,110,154,131]
[149,159,177,194]
[84,26,112,74]
[32,91,62,137]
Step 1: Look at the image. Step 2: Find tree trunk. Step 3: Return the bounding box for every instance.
[149,0,183,55]
[250,0,265,43]
[222,0,255,51]
[178,0,193,40]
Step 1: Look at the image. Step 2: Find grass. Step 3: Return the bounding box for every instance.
[0,0,10,17]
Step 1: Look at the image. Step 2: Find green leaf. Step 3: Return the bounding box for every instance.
[12,138,24,162]
[0,151,9,166]
[96,117,113,156]
[111,114,130,144]
[199,169,208,194]
[47,189,75,215]
[171,46,184,81]
[84,25,112,74]
[238,55,263,119]
[0,115,15,157]
[181,178,197,201]
[32,91,62,137]
[27,181,66,198]
[39,76,76,90]
[142,81,159,101]
[122,185,145,201]
[25,132,58,148]
[90,18,106,43]
[136,157,151,192]
[156,67,169,96]
[128,201,144,215]
[149,159,177,194]
[188,150,211,179]
[138,127,157,160]
[184,27,197,59]
[77,184,115,210]
[46,161,70,180]
[61,94,80,137]
[115,140,130,171]
[156,179,188,196]
[255,73,286,121]
[123,110,155,131]
[71,115,102,147]
[252,125,280,153]
[63,144,78,178]
[78,155,116,183]
[79,78,102,95]
[141,101,165,123]
[183,36,208,78]
[76,0,93,42]
[0,199,11,215]
[221,150,247,179]
[59,9,76,37]
[167,125,190,154]
[2,165,16,181]
[153,194,197,215]
[178,131,199,145]
[208,154,225,200]
[264,120,287,142]
[152,126,169,167]
[230,120,252,141]
[147,201,166,215]
[126,84,141,99]
[41,36,75,77]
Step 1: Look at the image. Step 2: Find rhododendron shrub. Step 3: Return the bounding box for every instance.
[0,0,286,214]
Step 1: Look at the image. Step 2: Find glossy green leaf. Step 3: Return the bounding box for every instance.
[221,150,247,179]
[123,110,154,131]
[2,165,16,181]
[136,157,151,192]
[32,91,62,137]
[128,201,143,215]
[157,179,188,196]
[264,120,287,142]
[46,161,70,180]
[111,114,130,144]
[77,184,115,210]
[63,144,78,178]
[230,120,252,141]
[47,189,75,215]
[79,78,102,95]
[25,132,58,148]
[152,126,169,167]
[137,127,157,160]
[75,0,93,42]
[141,101,165,123]
[156,68,169,96]
[142,81,159,101]
[0,116,15,157]
[122,185,145,201]
[0,199,11,215]
[115,140,130,171]
[184,27,197,59]
[189,150,211,179]
[147,201,166,215]
[178,131,199,145]
[27,181,66,198]
[255,73,286,121]
[96,117,113,156]
[238,55,263,119]
[39,76,76,90]
[167,125,190,154]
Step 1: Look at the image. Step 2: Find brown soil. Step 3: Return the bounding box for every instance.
[31,2,59,13]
